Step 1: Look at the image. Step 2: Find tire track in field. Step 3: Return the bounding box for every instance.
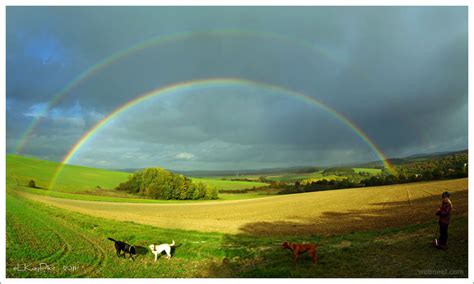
[6,197,72,277]
[27,212,71,265]
[9,193,107,277]
[70,230,108,277]
[6,196,70,265]
[45,211,108,277]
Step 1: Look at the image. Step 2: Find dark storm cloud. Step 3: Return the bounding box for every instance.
[6,6,467,169]
[67,88,388,169]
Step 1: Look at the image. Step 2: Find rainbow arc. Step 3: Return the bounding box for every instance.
[48,78,395,189]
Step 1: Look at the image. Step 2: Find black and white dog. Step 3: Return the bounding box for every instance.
[108,238,136,260]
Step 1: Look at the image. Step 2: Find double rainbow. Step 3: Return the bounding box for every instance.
[16,29,369,154]
[48,78,395,189]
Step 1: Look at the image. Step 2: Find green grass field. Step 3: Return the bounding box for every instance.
[7,154,130,192]
[6,190,467,277]
[6,154,468,277]
[192,177,268,191]
[6,155,269,199]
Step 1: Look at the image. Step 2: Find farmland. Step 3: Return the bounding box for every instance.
[7,155,380,198]
[5,154,469,277]
[206,167,381,183]
[16,178,468,235]
[191,177,267,191]
[6,185,468,277]
[6,5,468,279]
[6,155,269,196]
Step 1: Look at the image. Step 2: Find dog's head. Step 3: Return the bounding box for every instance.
[130,245,136,255]
[148,244,156,251]
[281,242,290,249]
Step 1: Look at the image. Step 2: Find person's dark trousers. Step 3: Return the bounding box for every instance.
[439,222,449,246]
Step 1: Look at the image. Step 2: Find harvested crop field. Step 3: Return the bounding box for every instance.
[19,178,468,236]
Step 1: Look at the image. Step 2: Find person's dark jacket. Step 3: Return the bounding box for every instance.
[436,198,452,225]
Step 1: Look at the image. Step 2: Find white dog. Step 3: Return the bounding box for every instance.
[149,240,175,261]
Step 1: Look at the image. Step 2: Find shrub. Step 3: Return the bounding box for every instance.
[28,179,36,188]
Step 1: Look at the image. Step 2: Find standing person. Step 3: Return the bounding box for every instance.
[435,191,452,249]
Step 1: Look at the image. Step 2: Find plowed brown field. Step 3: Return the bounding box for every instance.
[19,178,468,236]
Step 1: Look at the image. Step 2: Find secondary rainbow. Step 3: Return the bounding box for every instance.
[48,78,395,189]
[16,29,370,154]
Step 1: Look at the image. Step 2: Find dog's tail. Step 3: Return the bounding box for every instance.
[170,240,175,246]
[107,237,116,243]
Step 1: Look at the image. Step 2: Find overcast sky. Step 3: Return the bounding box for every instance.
[6,6,468,170]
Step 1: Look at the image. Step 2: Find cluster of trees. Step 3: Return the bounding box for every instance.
[279,178,362,194]
[225,178,264,183]
[219,187,258,194]
[221,176,272,183]
[116,168,218,200]
[279,152,468,195]
[394,152,467,181]
[258,176,270,183]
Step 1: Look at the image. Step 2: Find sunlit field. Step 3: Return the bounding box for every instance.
[6,155,468,277]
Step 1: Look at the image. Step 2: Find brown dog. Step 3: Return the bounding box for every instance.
[282,241,318,264]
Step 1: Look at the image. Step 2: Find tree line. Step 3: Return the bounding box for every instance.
[116,168,218,200]
[279,152,468,194]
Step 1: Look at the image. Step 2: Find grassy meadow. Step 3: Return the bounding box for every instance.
[5,154,468,277]
[6,155,271,201]
[6,190,467,277]
[191,177,267,191]
[7,154,130,193]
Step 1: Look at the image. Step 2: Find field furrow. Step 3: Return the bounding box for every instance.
[6,195,66,264]
[6,193,108,277]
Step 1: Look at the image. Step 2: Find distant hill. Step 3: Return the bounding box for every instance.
[350,149,468,168]
[6,154,130,192]
[117,166,321,177]
[405,150,468,159]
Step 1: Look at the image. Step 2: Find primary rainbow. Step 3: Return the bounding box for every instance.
[16,28,370,154]
[48,78,395,189]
